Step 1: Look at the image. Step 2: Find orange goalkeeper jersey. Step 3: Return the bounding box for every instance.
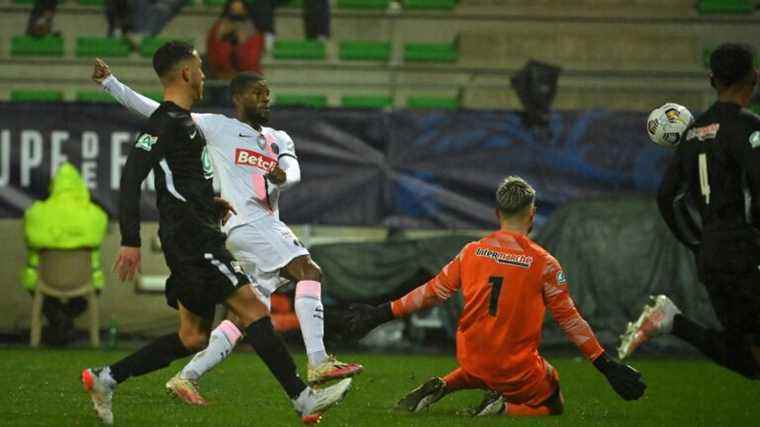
[391,230,604,386]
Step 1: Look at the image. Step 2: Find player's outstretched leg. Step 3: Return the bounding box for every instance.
[618,294,681,359]
[395,377,447,412]
[167,320,242,405]
[81,367,116,425]
[285,256,363,384]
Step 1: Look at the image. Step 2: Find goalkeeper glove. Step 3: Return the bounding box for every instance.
[593,352,646,401]
[342,302,394,339]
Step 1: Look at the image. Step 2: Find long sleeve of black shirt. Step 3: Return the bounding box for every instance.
[119,131,165,247]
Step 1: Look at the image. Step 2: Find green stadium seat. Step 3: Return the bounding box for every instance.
[283,0,304,7]
[403,0,456,10]
[275,94,328,108]
[697,0,753,14]
[76,91,117,103]
[12,0,37,4]
[204,0,226,6]
[78,0,105,5]
[11,90,64,102]
[407,96,459,110]
[273,40,326,60]
[76,37,132,57]
[11,36,64,57]
[404,42,458,62]
[342,95,393,109]
[140,38,194,58]
[337,0,390,9]
[750,104,760,115]
[339,41,391,61]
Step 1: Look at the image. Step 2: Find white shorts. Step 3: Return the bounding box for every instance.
[226,217,309,306]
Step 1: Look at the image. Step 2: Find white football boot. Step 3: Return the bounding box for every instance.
[618,294,681,360]
[81,367,116,425]
[293,378,352,425]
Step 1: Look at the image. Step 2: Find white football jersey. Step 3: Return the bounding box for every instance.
[101,75,297,230]
[193,114,296,229]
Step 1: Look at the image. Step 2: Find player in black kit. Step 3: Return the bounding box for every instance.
[619,43,760,380]
[82,41,351,425]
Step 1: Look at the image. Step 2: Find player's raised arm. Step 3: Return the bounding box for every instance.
[94,58,161,118]
[342,249,464,339]
[542,258,646,401]
[115,129,165,282]
[656,145,701,252]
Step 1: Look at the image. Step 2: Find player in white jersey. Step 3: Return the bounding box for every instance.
[92,59,363,404]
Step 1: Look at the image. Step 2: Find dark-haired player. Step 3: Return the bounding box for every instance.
[82,42,351,425]
[343,177,645,417]
[619,43,760,380]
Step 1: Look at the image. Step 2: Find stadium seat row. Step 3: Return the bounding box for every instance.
[9,36,459,62]
[275,40,457,62]
[10,90,162,103]
[10,36,192,58]
[10,0,458,11]
[696,0,754,14]
[8,90,460,109]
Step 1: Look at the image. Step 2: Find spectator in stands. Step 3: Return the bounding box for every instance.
[128,0,189,43]
[21,163,108,345]
[250,0,331,52]
[25,0,59,37]
[105,0,133,40]
[207,0,264,79]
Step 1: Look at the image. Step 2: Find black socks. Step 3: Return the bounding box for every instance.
[109,333,192,383]
[242,317,307,399]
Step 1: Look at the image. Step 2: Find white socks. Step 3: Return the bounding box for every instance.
[180,320,241,381]
[294,280,327,366]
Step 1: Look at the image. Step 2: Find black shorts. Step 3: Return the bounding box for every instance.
[162,242,250,320]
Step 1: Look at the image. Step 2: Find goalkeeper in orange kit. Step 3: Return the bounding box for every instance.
[342,176,646,416]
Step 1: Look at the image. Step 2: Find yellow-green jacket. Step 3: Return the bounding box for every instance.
[21,163,108,290]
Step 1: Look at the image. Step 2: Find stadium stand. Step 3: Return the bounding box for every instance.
[273,40,327,60]
[275,93,329,108]
[341,94,394,108]
[0,0,758,109]
[10,89,64,102]
[697,0,753,14]
[407,95,459,109]
[75,37,132,58]
[339,41,392,61]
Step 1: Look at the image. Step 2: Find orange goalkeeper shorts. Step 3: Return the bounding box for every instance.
[443,358,560,407]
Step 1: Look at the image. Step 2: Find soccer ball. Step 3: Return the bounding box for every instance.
[646,103,694,148]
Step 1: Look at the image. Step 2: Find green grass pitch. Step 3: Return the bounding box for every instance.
[1,348,758,426]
